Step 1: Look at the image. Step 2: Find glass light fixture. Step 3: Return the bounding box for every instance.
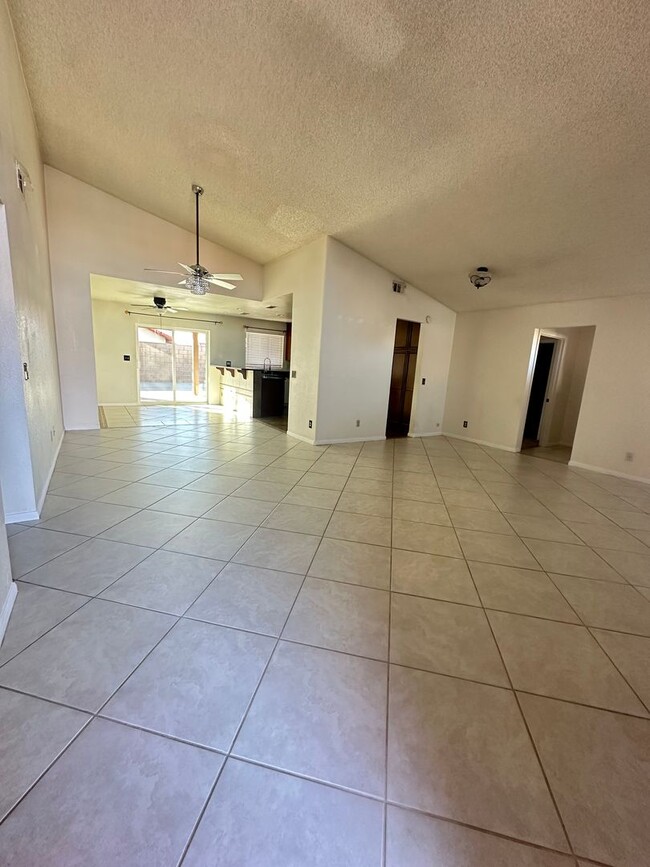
[186,272,209,296]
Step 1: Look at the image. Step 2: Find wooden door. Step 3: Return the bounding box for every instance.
[386,319,420,437]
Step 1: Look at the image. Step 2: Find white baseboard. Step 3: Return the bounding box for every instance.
[441,433,518,452]
[0,582,17,645]
[408,431,442,438]
[99,402,140,407]
[568,460,650,485]
[5,509,39,523]
[315,435,386,445]
[66,422,101,431]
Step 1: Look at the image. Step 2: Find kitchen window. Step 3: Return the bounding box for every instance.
[245,328,285,369]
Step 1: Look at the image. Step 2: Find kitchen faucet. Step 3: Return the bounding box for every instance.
[263,357,272,372]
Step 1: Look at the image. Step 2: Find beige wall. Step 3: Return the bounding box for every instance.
[443,295,650,480]
[264,237,327,442]
[91,298,285,405]
[0,0,63,529]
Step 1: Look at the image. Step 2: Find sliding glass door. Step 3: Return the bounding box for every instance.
[137,326,208,403]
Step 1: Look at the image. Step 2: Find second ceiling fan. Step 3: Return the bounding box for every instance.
[145,184,242,295]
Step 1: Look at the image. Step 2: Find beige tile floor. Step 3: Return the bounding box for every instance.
[1,414,649,866]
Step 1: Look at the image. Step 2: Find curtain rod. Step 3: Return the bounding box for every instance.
[125,311,223,325]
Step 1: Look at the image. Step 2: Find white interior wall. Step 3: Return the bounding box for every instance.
[263,237,327,442]
[44,167,263,429]
[91,298,286,405]
[443,295,650,480]
[0,1,63,531]
[315,238,456,443]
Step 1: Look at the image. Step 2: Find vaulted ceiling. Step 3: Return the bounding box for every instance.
[7,0,650,311]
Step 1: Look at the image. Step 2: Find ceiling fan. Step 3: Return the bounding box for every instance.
[144,184,243,295]
[129,296,187,313]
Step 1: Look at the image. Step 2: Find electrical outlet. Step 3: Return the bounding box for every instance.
[421,378,426,385]
[463,420,468,428]
[123,355,130,361]
[625,452,634,462]
[308,420,313,429]
[291,370,297,379]
[356,420,360,427]
[436,422,440,428]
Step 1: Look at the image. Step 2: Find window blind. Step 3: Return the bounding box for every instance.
[245,329,285,368]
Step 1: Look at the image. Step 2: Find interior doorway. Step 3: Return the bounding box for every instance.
[522,337,558,448]
[386,319,420,438]
[137,325,208,403]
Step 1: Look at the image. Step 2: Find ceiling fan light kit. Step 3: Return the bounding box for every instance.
[469,266,492,289]
[144,184,243,296]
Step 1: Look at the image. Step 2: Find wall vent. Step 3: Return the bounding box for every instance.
[392,280,406,294]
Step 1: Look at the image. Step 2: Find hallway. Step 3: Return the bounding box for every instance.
[1,422,649,866]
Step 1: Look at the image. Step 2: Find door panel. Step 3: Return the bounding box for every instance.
[386,319,421,437]
[524,341,554,442]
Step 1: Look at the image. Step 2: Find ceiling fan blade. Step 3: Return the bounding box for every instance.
[207,277,236,291]
[178,280,189,286]
[209,273,243,281]
[144,268,184,275]
[178,262,194,273]
[130,304,158,309]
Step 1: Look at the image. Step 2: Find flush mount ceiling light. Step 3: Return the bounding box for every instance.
[469,266,492,289]
[144,185,243,296]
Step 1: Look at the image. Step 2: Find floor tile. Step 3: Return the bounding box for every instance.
[591,629,650,710]
[566,521,649,553]
[594,548,650,587]
[525,539,623,582]
[235,480,295,502]
[505,513,582,543]
[387,666,568,850]
[4,523,28,537]
[263,502,332,535]
[38,500,140,537]
[309,538,391,589]
[442,488,497,511]
[386,805,572,867]
[234,642,387,795]
[282,485,341,509]
[447,505,514,534]
[96,483,172,508]
[0,718,221,866]
[8,528,87,578]
[139,467,204,488]
[457,529,540,569]
[0,599,174,711]
[27,494,86,523]
[99,550,223,614]
[392,520,462,557]
[325,511,391,546]
[163,517,253,560]
[187,562,302,636]
[390,593,507,685]
[550,574,650,635]
[234,527,320,574]
[20,538,152,595]
[391,549,479,604]
[96,463,160,482]
[185,473,249,495]
[0,583,88,665]
[335,491,392,517]
[203,496,276,526]
[184,758,383,867]
[488,611,646,714]
[283,577,389,659]
[48,476,130,500]
[393,498,451,526]
[470,562,580,623]
[0,689,89,820]
[149,488,225,517]
[100,509,194,548]
[343,476,391,497]
[104,619,273,750]
[350,464,393,482]
[521,693,650,867]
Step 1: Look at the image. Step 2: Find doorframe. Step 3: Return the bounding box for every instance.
[134,321,210,405]
[517,329,567,451]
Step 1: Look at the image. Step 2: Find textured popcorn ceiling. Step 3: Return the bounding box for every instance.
[7,0,650,311]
